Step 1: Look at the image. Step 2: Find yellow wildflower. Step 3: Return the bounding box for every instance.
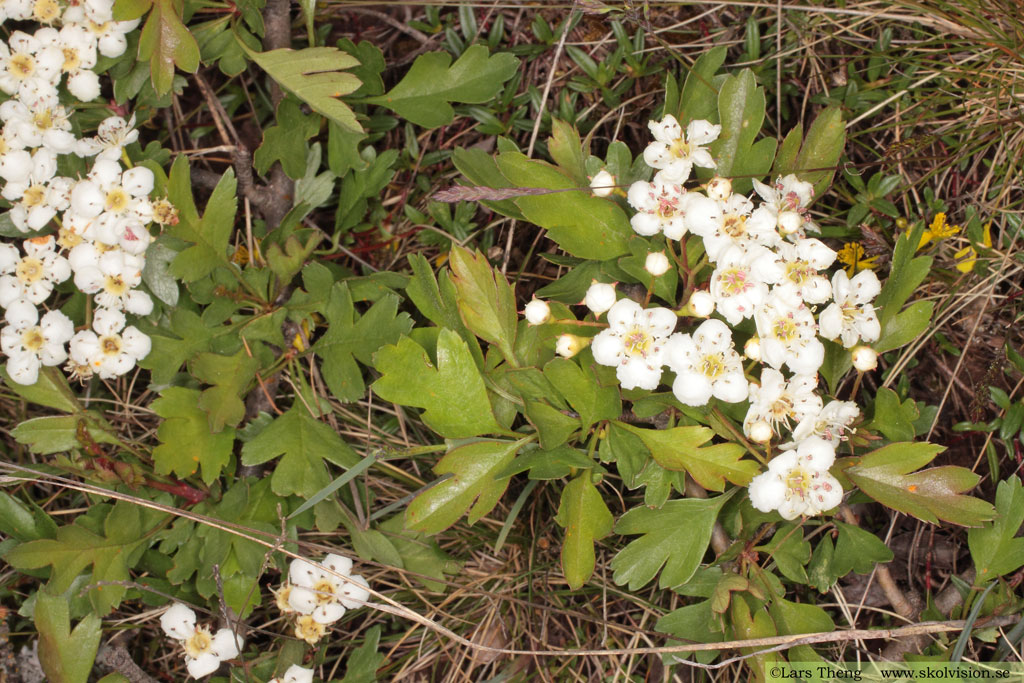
[836,242,879,276]
[954,222,992,274]
[917,212,961,250]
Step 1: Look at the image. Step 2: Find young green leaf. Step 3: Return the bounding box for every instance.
[968,476,1024,582]
[615,422,759,491]
[868,387,918,442]
[831,521,894,576]
[377,513,460,591]
[244,45,362,132]
[874,300,934,353]
[543,358,621,433]
[253,98,321,180]
[339,625,386,683]
[873,222,931,329]
[7,502,165,614]
[166,164,238,283]
[363,45,519,129]
[556,473,613,589]
[676,45,727,124]
[496,152,632,260]
[313,284,413,402]
[774,106,846,200]
[0,492,56,542]
[611,491,734,590]
[406,438,526,534]
[34,592,101,683]
[548,118,589,186]
[768,597,835,636]
[192,349,260,432]
[11,414,120,454]
[709,69,772,193]
[1,366,80,413]
[449,246,518,364]
[372,331,504,438]
[152,387,236,484]
[240,406,360,498]
[137,0,199,94]
[846,443,995,526]
[138,309,216,385]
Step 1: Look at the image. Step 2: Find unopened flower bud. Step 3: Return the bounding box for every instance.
[748,420,773,444]
[706,176,732,202]
[687,291,715,318]
[556,333,589,358]
[778,210,802,235]
[584,281,616,315]
[590,169,616,197]
[851,346,877,371]
[645,251,671,277]
[744,337,761,361]
[523,298,551,325]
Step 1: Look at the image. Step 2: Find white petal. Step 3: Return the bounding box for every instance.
[186,653,221,679]
[338,574,370,609]
[209,628,242,660]
[312,601,345,624]
[286,586,318,614]
[672,372,714,406]
[159,603,196,640]
[6,352,39,385]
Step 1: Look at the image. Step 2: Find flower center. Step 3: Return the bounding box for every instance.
[785,261,813,285]
[722,213,747,238]
[16,257,44,283]
[718,267,751,296]
[623,327,652,358]
[103,274,128,296]
[700,353,726,379]
[771,317,798,342]
[770,395,794,421]
[22,186,46,208]
[153,199,179,225]
[9,54,35,80]
[99,334,122,356]
[21,327,45,351]
[62,48,81,72]
[33,0,60,22]
[58,226,84,250]
[105,187,129,213]
[32,109,54,131]
[656,195,678,219]
[785,465,813,501]
[183,626,213,659]
[311,577,336,605]
[668,138,691,160]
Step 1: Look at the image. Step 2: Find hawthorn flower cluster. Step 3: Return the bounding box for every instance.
[0,0,170,385]
[525,113,885,520]
[274,554,370,646]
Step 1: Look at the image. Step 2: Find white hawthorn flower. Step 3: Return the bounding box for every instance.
[787,400,860,448]
[679,191,723,239]
[818,269,882,348]
[591,298,675,391]
[700,193,783,263]
[70,158,154,222]
[748,436,843,519]
[743,368,822,440]
[1,148,70,232]
[61,4,140,59]
[0,302,73,385]
[583,281,616,315]
[71,246,152,315]
[287,554,369,625]
[772,238,836,307]
[665,319,748,406]
[270,665,315,683]
[68,307,151,379]
[523,298,551,325]
[0,235,71,306]
[754,293,824,375]
[709,245,781,325]
[77,114,140,160]
[0,99,77,154]
[590,169,616,197]
[159,603,243,679]
[626,178,687,239]
[748,175,818,239]
[642,115,720,184]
